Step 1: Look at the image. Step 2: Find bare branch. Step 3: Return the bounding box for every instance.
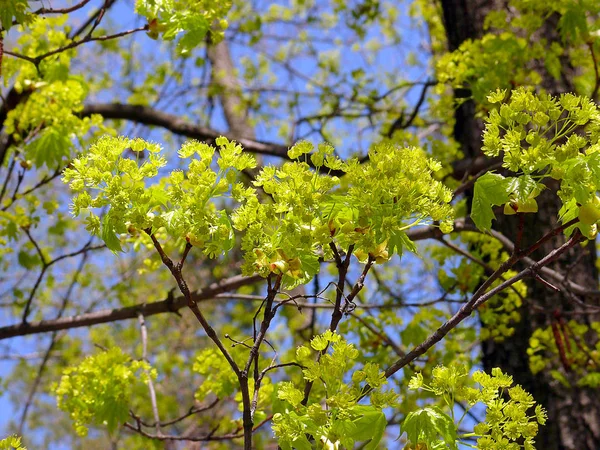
[17,249,90,433]
[81,103,290,159]
[0,274,262,340]
[378,232,583,388]
[124,414,273,442]
[5,26,149,66]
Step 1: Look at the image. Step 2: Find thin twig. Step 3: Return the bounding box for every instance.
[124,414,273,442]
[129,398,219,428]
[138,313,162,436]
[17,249,90,433]
[20,241,105,324]
[5,26,149,67]
[369,232,583,398]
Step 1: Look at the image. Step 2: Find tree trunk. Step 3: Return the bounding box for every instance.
[440,1,600,448]
[207,41,255,141]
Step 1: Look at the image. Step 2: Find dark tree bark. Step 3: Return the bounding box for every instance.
[440,1,600,449]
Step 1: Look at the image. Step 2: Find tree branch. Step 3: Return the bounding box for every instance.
[0,274,262,340]
[4,26,149,66]
[81,103,290,159]
[379,231,583,386]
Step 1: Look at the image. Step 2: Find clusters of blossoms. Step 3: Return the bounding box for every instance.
[64,136,454,289]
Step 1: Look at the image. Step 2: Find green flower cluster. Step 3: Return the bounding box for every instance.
[65,136,454,288]
[483,88,600,173]
[528,319,600,388]
[233,142,340,288]
[272,331,397,450]
[135,0,232,54]
[472,88,600,237]
[341,143,454,255]
[0,435,26,450]
[63,135,255,255]
[193,347,240,401]
[54,347,155,437]
[405,365,546,450]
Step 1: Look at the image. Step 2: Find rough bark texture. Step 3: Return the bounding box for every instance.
[440,1,600,448]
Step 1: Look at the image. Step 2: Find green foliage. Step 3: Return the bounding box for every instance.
[528,320,600,387]
[435,0,600,103]
[472,88,600,237]
[54,347,155,437]
[63,136,167,252]
[1,16,106,170]
[3,16,72,84]
[403,365,547,450]
[193,347,240,401]
[0,435,26,450]
[0,0,32,31]
[135,0,232,54]
[65,137,453,287]
[5,79,103,168]
[63,135,255,254]
[4,0,600,447]
[436,33,544,103]
[509,0,600,44]
[403,406,458,450]
[272,331,396,450]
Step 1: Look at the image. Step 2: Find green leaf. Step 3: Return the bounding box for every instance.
[402,406,458,450]
[348,406,387,450]
[389,230,416,256]
[558,7,588,41]
[550,369,571,388]
[17,250,39,270]
[101,214,123,253]
[0,0,31,31]
[277,382,304,407]
[471,173,511,231]
[290,435,312,450]
[149,186,169,207]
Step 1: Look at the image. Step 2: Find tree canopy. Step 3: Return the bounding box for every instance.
[0,0,599,449]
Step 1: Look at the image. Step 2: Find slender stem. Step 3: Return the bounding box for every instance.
[17,251,89,433]
[145,230,268,448]
[588,41,600,101]
[514,213,525,254]
[131,398,219,428]
[241,274,282,444]
[303,248,370,407]
[124,414,273,442]
[0,156,16,204]
[144,230,240,375]
[4,26,148,66]
[329,243,354,332]
[138,313,162,436]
